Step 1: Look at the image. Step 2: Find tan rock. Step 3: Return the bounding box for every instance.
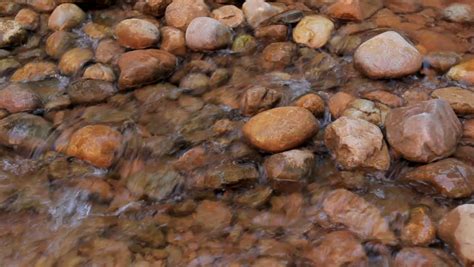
[242,106,319,153]
[15,8,39,31]
[48,3,86,31]
[402,158,474,198]
[293,15,334,49]
[354,31,422,79]
[328,92,356,119]
[327,0,383,21]
[322,189,397,245]
[0,20,26,48]
[432,87,474,115]
[160,26,186,56]
[293,93,325,116]
[438,204,474,265]
[341,99,389,127]
[165,0,210,30]
[385,99,462,163]
[325,116,390,171]
[83,22,112,40]
[185,17,232,51]
[118,49,177,89]
[115,18,160,49]
[212,5,244,28]
[463,119,474,139]
[59,47,94,76]
[10,61,57,82]
[242,0,280,28]
[66,125,122,168]
[447,59,474,85]
[83,63,116,82]
[262,42,297,70]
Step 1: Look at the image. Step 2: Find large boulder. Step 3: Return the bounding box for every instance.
[242,107,319,153]
[118,49,177,90]
[438,204,474,265]
[324,117,390,171]
[385,99,462,163]
[354,31,422,79]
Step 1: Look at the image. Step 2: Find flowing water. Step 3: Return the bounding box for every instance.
[0,0,473,266]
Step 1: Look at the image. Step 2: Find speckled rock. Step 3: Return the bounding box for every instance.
[0,20,26,48]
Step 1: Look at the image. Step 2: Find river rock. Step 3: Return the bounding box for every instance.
[165,0,210,30]
[438,204,474,265]
[115,18,160,49]
[0,84,41,113]
[10,61,57,82]
[194,200,232,232]
[83,63,116,82]
[118,49,177,89]
[354,31,422,79]
[322,189,397,244]
[242,0,281,28]
[212,5,244,28]
[443,3,474,23]
[160,26,186,56]
[341,99,389,127]
[264,149,314,188]
[394,248,459,267]
[327,0,383,21]
[447,59,474,86]
[67,79,117,104]
[400,207,436,246]
[325,117,390,171]
[293,15,334,49]
[293,93,325,116]
[240,86,281,116]
[0,20,26,48]
[48,3,86,31]
[59,47,94,76]
[304,231,367,266]
[432,87,474,115]
[0,113,52,152]
[402,158,474,198]
[15,8,39,31]
[242,106,319,153]
[262,42,297,70]
[179,73,209,95]
[66,125,122,168]
[185,17,232,51]
[328,92,356,119]
[45,31,76,59]
[95,39,125,65]
[362,90,403,108]
[424,51,461,73]
[385,99,462,162]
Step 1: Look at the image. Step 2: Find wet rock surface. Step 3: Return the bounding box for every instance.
[385,99,462,163]
[0,1,473,266]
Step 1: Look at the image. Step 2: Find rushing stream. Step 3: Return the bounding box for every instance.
[0,0,474,266]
